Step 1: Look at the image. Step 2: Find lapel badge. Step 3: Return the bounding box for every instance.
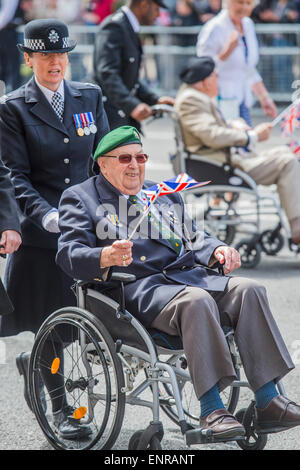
[168,210,178,224]
[106,213,122,227]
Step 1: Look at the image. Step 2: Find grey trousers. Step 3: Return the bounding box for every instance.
[151,277,294,399]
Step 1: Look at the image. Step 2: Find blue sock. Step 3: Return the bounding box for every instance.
[200,384,225,418]
[255,380,279,409]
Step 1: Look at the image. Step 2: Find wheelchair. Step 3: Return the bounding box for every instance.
[147,104,300,268]
[28,272,287,451]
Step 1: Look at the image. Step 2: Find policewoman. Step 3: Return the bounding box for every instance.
[0,18,109,427]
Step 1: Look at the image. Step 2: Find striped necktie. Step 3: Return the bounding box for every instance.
[128,195,182,255]
[51,91,64,122]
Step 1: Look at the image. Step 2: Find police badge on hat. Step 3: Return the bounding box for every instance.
[17,18,77,54]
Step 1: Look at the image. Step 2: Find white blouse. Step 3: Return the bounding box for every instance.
[196,9,262,108]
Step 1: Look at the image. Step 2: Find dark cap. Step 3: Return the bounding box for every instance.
[17,18,76,54]
[153,0,168,7]
[179,56,215,84]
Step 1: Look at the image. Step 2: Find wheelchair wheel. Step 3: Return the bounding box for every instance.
[28,307,125,450]
[235,238,261,269]
[260,230,284,256]
[158,356,240,427]
[235,407,268,450]
[128,430,162,450]
[204,210,237,246]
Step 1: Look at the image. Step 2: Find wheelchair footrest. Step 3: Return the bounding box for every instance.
[185,427,245,446]
[254,425,287,435]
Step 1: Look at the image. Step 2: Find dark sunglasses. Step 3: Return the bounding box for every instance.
[102,153,148,164]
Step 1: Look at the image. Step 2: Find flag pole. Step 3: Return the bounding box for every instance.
[271,98,300,128]
[127,187,163,241]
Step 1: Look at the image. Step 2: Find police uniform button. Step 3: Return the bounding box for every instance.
[64,178,70,184]
[140,256,146,262]
[64,137,69,143]
[129,57,135,63]
[64,158,70,164]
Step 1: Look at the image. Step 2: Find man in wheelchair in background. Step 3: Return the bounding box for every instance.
[57,125,300,441]
[174,56,300,247]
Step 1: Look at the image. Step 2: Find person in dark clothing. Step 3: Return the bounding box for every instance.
[0,18,109,440]
[92,0,174,131]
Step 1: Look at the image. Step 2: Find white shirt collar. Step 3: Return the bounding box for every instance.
[34,77,65,105]
[122,5,140,33]
[123,190,146,202]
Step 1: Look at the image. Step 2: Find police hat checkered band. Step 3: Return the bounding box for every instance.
[17,19,77,53]
[24,38,46,50]
[62,37,70,48]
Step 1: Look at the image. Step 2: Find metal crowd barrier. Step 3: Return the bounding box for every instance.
[16,23,300,102]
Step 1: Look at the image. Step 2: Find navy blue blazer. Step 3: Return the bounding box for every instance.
[56,172,229,327]
[92,8,158,130]
[0,77,109,249]
[0,158,20,236]
[0,158,21,316]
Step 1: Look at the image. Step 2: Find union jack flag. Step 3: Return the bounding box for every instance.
[288,137,300,159]
[281,103,300,136]
[143,173,211,209]
[145,173,210,198]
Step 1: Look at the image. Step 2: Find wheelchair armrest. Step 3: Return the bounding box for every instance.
[111,272,136,284]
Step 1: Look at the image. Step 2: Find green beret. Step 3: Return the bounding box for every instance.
[93,126,142,161]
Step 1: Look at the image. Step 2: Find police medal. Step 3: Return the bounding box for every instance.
[81,113,91,135]
[73,114,84,136]
[87,112,97,134]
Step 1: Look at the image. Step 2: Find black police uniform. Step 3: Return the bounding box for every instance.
[0,158,21,317]
[92,8,159,131]
[0,19,109,336]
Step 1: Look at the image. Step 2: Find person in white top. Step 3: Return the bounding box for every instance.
[196,0,277,125]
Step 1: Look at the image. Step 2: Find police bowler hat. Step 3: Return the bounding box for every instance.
[17,18,76,54]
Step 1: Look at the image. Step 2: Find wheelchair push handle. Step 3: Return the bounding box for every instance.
[146,104,176,124]
[151,104,174,116]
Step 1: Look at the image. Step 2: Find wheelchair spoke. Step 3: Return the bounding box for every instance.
[28,309,125,450]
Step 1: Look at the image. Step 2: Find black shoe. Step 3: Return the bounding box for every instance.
[16,351,46,413]
[16,352,33,411]
[53,406,93,440]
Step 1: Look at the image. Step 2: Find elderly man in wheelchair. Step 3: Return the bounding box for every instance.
[174,56,300,249]
[28,126,300,450]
